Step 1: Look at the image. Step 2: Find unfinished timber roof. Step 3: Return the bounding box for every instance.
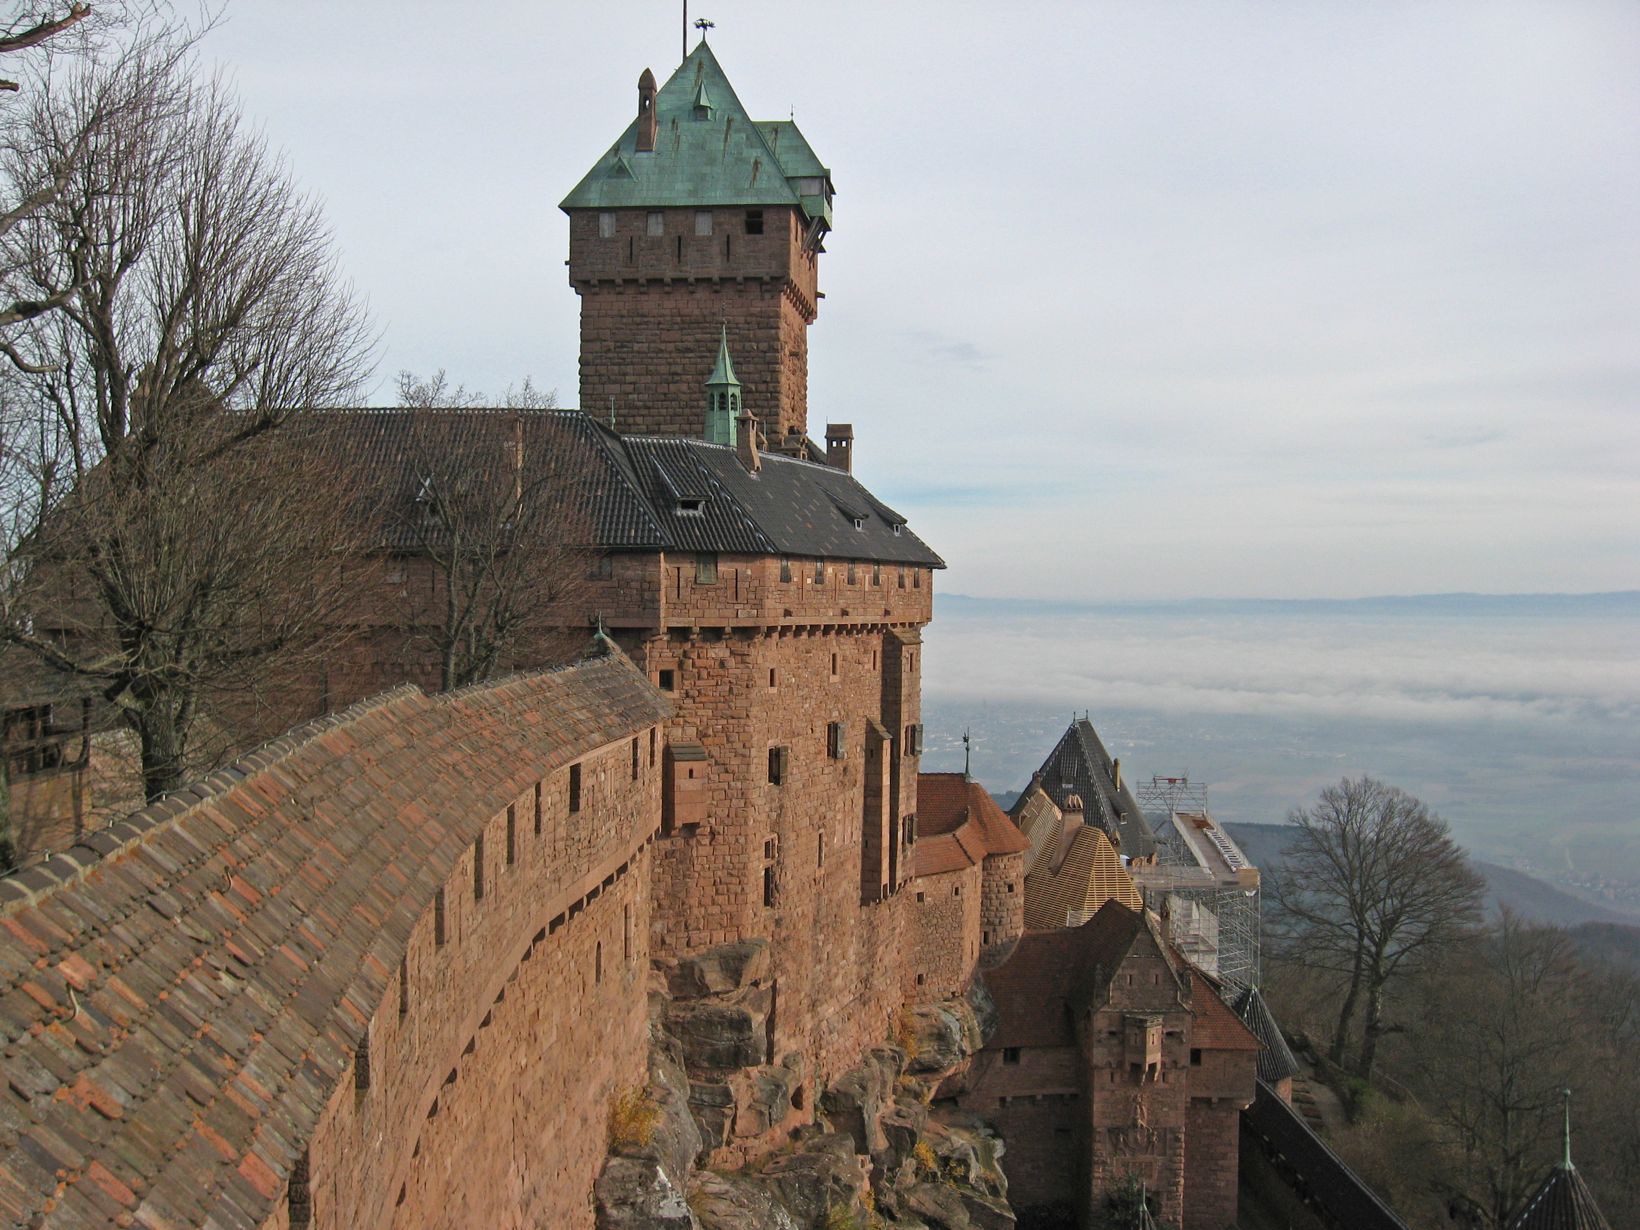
[0,648,666,1229]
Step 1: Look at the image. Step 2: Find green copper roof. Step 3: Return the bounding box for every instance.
[705,326,740,388]
[561,42,832,218]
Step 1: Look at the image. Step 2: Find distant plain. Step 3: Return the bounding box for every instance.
[921,591,1640,885]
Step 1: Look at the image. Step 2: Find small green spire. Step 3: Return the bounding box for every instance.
[704,325,741,445]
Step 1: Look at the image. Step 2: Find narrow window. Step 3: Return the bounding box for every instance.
[725,233,732,259]
[631,737,639,780]
[897,567,906,589]
[768,746,788,785]
[1003,1047,1021,1065]
[1007,882,1016,894]
[827,721,845,760]
[817,831,825,867]
[569,763,582,813]
[627,235,634,262]
[694,209,713,235]
[649,727,657,767]
[399,958,409,1018]
[595,940,604,984]
[354,1031,371,1092]
[473,835,485,900]
[695,553,718,583]
[916,973,926,986]
[598,211,616,238]
[647,211,664,236]
[744,209,764,234]
[984,930,992,945]
[506,805,516,866]
[779,558,792,582]
[768,668,777,688]
[916,892,926,903]
[813,560,825,584]
[534,781,543,835]
[847,561,857,585]
[763,865,776,908]
[658,669,676,692]
[434,888,446,945]
[954,884,961,898]
[872,563,881,586]
[588,554,613,580]
[675,233,682,261]
[1190,1048,1203,1066]
[914,569,922,589]
[624,904,634,960]
[830,652,838,676]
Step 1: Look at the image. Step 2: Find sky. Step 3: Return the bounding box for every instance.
[202,2,1640,601]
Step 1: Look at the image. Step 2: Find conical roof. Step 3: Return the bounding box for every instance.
[562,42,826,215]
[705,326,739,388]
[1233,985,1303,1084]
[1508,1165,1613,1230]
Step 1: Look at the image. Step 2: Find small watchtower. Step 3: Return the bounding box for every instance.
[704,327,741,446]
[562,40,834,443]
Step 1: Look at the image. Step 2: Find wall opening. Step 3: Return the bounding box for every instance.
[569,763,582,813]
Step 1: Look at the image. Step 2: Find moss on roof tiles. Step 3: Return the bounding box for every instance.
[561,43,825,214]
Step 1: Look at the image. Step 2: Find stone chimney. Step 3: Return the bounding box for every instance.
[636,68,658,153]
[825,423,853,473]
[1112,757,1122,793]
[736,410,761,474]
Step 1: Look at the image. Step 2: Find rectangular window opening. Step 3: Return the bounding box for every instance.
[813,560,825,584]
[744,209,764,234]
[1003,1047,1021,1065]
[569,763,582,813]
[695,553,718,584]
[827,721,845,760]
[649,726,657,766]
[658,669,676,692]
[763,865,776,908]
[399,958,409,1018]
[768,746,789,786]
[505,805,516,866]
[631,737,640,780]
[779,558,792,583]
[434,888,446,945]
[598,211,616,238]
[473,835,485,900]
[694,209,713,235]
[647,211,664,236]
[534,781,543,835]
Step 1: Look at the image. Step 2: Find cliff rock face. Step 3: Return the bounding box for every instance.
[596,949,1015,1229]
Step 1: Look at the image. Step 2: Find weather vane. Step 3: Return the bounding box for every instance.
[963,728,972,779]
[695,16,714,42]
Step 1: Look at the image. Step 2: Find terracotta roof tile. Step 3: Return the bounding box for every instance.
[1187,970,1261,1051]
[0,649,666,1229]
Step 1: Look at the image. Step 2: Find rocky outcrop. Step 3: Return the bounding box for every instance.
[596,946,1015,1230]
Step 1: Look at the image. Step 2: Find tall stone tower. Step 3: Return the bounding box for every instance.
[561,41,833,442]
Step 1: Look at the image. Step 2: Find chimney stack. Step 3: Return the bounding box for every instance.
[736,410,762,473]
[636,69,658,153]
[825,422,853,473]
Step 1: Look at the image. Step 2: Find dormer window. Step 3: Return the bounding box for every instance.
[851,516,864,532]
[892,523,903,536]
[678,498,705,516]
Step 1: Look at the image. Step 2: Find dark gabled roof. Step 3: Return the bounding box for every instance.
[1234,985,1303,1083]
[1242,1080,1412,1230]
[1029,719,1156,858]
[620,436,941,565]
[1508,1166,1613,1230]
[0,648,667,1228]
[296,409,942,567]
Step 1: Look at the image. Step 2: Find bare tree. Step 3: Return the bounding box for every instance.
[391,371,591,691]
[0,44,374,801]
[1411,915,1584,1229]
[1269,776,1484,1078]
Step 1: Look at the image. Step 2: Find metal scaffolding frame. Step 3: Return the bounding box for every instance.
[1132,774,1262,993]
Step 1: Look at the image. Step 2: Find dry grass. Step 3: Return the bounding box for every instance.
[607,1084,660,1152]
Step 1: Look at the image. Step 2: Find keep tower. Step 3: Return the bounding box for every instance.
[561,40,833,443]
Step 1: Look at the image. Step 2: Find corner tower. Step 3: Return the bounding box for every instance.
[561,41,833,441]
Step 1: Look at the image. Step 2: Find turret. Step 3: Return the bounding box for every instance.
[704,327,741,446]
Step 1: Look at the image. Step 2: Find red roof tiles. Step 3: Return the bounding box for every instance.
[0,650,666,1229]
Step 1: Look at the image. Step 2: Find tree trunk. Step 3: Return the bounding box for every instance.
[1357,979,1386,1079]
[1330,949,1366,1064]
[136,705,186,801]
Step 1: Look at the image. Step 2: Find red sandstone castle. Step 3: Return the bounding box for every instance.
[0,41,1284,1230]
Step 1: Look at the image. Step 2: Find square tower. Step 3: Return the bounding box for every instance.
[561,42,833,441]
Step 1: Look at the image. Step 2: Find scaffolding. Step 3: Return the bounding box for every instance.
[1130,774,1262,993]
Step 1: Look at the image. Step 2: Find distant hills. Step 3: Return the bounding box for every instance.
[939,590,1640,619]
[1226,822,1636,929]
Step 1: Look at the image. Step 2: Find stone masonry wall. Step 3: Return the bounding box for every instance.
[568,206,819,440]
[1183,1099,1241,1230]
[979,850,1025,969]
[907,864,981,1002]
[294,732,661,1230]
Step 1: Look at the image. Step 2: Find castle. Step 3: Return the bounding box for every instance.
[0,40,1283,1230]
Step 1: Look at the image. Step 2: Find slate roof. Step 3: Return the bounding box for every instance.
[300,409,943,567]
[561,42,832,226]
[1028,720,1156,858]
[1242,1080,1413,1230]
[1233,985,1303,1084]
[1508,1165,1613,1230]
[0,647,667,1229]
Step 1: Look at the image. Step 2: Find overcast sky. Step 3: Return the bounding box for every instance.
[206,2,1640,601]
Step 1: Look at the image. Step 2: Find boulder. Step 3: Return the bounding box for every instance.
[757,1133,868,1229]
[906,1004,968,1076]
[818,1055,893,1155]
[661,940,770,998]
[688,1080,735,1154]
[622,1048,703,1189]
[687,1170,801,1230]
[965,979,999,1045]
[665,985,773,1072]
[594,1157,699,1230]
[877,1096,929,1174]
[902,1181,973,1229]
